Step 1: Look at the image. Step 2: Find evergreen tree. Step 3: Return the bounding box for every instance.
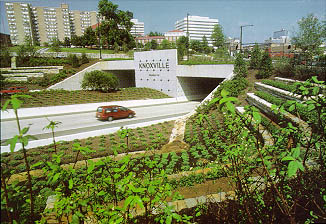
[201,36,211,54]
[250,43,261,69]
[256,51,273,79]
[211,24,225,48]
[234,53,248,78]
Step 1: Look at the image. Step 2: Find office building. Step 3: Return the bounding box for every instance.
[175,15,219,46]
[5,2,97,45]
[130,19,144,37]
[164,30,186,43]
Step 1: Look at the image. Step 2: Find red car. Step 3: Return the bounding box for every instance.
[0,86,29,95]
[96,105,135,121]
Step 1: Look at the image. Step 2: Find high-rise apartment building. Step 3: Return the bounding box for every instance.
[130,19,144,37]
[175,15,219,46]
[5,2,97,45]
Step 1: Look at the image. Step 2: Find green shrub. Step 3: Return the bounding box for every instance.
[81,53,89,64]
[234,53,248,77]
[256,51,273,79]
[71,54,80,68]
[49,72,68,85]
[261,79,296,92]
[81,70,119,92]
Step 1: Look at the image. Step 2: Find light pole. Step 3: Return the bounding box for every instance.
[97,15,102,59]
[240,24,253,53]
[187,13,190,60]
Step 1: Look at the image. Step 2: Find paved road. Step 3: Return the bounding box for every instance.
[1,101,199,145]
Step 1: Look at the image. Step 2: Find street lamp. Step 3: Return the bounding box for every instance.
[97,14,102,59]
[187,13,190,60]
[240,24,253,53]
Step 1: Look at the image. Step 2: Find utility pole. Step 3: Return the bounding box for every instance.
[187,13,190,60]
[97,14,102,59]
[240,24,253,53]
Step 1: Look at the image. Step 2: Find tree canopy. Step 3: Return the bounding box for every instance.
[250,43,261,69]
[98,0,134,48]
[292,13,326,58]
[148,31,163,36]
[211,24,226,48]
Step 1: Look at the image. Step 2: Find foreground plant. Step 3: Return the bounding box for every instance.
[2,94,37,223]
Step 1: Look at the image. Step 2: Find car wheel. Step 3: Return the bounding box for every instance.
[108,117,113,121]
[128,114,134,118]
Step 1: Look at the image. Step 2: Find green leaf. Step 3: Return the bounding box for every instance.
[123,196,134,210]
[208,97,219,107]
[282,156,295,161]
[288,161,298,177]
[7,135,19,152]
[288,104,295,112]
[166,215,172,224]
[1,100,10,111]
[297,161,304,172]
[307,104,315,111]
[221,89,229,98]
[98,191,106,196]
[20,127,30,135]
[226,102,235,114]
[292,147,301,158]
[52,173,60,182]
[252,111,261,124]
[69,178,73,189]
[71,214,79,224]
[87,160,95,173]
[31,161,43,169]
[134,195,144,208]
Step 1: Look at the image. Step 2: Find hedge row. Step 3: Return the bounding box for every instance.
[261,79,296,92]
[254,91,319,125]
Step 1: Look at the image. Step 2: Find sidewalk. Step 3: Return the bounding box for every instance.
[1,97,188,121]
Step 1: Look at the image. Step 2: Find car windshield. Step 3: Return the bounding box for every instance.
[97,107,103,112]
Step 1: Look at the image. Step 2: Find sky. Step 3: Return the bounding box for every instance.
[0,0,325,44]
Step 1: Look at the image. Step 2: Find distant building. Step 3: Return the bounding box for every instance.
[265,28,290,45]
[164,30,186,43]
[135,36,165,45]
[5,2,97,45]
[130,19,144,37]
[264,29,293,58]
[0,33,12,47]
[175,15,219,46]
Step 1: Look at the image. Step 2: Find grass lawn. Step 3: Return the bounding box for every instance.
[48,47,132,55]
[9,46,45,53]
[0,87,171,108]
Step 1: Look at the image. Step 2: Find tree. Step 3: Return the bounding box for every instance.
[176,36,189,61]
[211,23,225,48]
[82,27,97,47]
[150,40,158,50]
[201,35,211,54]
[256,51,273,79]
[234,53,248,78]
[16,36,38,66]
[64,37,71,47]
[190,40,202,52]
[250,43,261,69]
[98,0,133,48]
[81,70,119,92]
[148,31,163,36]
[292,13,326,60]
[161,39,171,49]
[71,35,82,46]
[50,37,61,52]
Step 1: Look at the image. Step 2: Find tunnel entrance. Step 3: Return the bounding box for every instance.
[177,77,224,100]
[104,70,135,88]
